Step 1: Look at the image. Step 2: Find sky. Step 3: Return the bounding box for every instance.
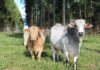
[14,0,28,29]
[14,0,26,18]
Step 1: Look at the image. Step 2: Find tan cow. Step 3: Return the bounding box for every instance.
[24,26,45,61]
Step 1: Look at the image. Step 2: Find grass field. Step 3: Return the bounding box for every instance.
[0,32,100,70]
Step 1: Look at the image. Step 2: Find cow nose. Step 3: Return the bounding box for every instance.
[79,32,83,36]
[32,37,37,40]
[30,37,36,41]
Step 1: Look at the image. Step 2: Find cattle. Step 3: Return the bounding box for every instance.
[24,26,45,61]
[50,19,92,70]
[24,29,29,48]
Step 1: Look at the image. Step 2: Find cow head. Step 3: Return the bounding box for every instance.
[68,19,93,37]
[29,26,39,40]
[27,26,45,41]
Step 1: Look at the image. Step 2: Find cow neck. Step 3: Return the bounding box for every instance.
[67,27,80,42]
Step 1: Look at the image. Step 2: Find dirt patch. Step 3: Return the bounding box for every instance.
[89,63,96,68]
[3,67,17,70]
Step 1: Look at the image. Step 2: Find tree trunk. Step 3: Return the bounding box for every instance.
[30,6,34,26]
[40,0,45,27]
[53,0,56,25]
[25,0,35,27]
[62,0,66,25]
[79,1,82,18]
[84,2,87,19]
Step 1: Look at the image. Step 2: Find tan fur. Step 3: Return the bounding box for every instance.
[24,26,45,61]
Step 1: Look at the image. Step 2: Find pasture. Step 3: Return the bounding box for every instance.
[0,32,100,70]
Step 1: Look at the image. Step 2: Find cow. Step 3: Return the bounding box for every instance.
[24,29,29,48]
[50,19,93,70]
[24,26,45,61]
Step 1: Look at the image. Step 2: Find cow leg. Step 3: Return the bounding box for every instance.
[27,41,35,60]
[24,31,29,47]
[62,38,69,64]
[63,45,69,64]
[51,46,56,62]
[26,45,28,49]
[29,49,34,60]
[32,55,35,60]
[73,45,80,70]
[74,56,78,70]
[56,50,60,61]
[37,51,42,61]
[63,51,69,64]
[31,53,34,60]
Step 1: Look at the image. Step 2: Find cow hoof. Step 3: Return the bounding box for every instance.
[65,59,69,64]
[32,56,34,60]
[63,60,69,65]
[38,57,41,61]
[38,59,41,62]
[32,58,34,61]
[25,45,28,49]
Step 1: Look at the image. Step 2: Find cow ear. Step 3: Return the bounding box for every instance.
[24,29,30,32]
[38,28,45,33]
[38,28,43,35]
[68,22,75,28]
[85,23,93,29]
[38,28,42,33]
[68,19,76,28]
[38,28,45,37]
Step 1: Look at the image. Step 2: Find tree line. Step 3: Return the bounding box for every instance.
[0,0,100,33]
[0,0,22,31]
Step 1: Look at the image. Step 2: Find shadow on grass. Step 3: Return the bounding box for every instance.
[84,47,100,53]
[42,51,52,59]
[23,49,52,59]
[83,39,94,43]
[7,33,23,38]
[23,49,64,62]
[24,50,31,58]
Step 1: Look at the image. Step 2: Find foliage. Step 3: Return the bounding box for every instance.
[0,0,21,31]
[0,0,100,32]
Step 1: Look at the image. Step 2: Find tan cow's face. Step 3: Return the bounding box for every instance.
[29,26,39,40]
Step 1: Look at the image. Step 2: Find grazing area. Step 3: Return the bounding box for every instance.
[0,32,100,70]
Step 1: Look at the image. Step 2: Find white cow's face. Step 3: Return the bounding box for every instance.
[75,19,86,37]
[68,19,93,37]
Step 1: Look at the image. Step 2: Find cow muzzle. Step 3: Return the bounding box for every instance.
[31,37,37,40]
[79,32,84,37]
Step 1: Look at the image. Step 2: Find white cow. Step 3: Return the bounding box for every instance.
[50,19,92,70]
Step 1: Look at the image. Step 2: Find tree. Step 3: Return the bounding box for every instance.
[0,0,21,31]
[0,0,99,33]
[62,0,66,25]
[5,0,21,30]
[53,0,56,25]
[0,0,5,31]
[25,0,35,27]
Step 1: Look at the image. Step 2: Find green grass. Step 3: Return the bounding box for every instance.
[0,32,100,70]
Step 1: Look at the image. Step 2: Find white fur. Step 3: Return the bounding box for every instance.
[75,19,85,33]
[24,31,29,47]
